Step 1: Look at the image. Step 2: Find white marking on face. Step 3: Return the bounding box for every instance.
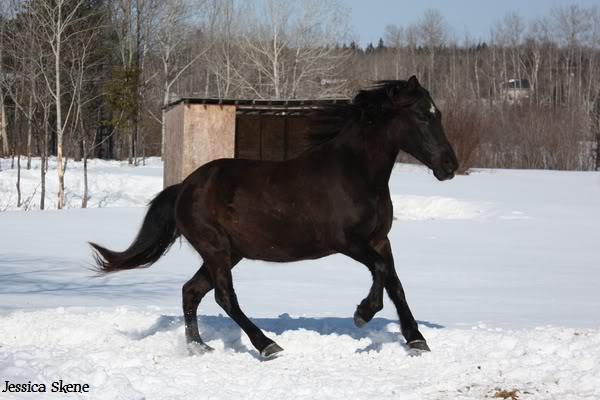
[429,102,437,115]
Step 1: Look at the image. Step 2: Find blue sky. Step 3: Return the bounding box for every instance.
[347,0,599,46]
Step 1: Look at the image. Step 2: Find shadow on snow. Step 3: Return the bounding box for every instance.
[123,313,444,356]
[0,255,180,302]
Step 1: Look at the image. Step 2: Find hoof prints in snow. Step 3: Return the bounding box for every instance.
[1,309,600,400]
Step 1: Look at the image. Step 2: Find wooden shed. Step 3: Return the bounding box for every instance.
[163,97,350,187]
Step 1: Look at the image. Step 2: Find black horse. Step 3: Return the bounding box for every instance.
[90,76,458,358]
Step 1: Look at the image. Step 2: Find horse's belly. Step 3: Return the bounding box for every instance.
[241,245,334,263]
[226,216,331,262]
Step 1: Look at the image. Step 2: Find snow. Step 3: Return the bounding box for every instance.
[1,158,600,399]
[0,157,162,211]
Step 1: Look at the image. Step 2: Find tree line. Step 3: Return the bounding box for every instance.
[0,0,599,210]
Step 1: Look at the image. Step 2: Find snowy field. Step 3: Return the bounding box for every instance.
[1,158,600,399]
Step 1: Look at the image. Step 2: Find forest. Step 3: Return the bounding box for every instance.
[0,0,599,209]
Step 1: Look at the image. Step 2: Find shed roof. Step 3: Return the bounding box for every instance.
[165,97,351,115]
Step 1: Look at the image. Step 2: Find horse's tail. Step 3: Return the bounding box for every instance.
[90,183,182,274]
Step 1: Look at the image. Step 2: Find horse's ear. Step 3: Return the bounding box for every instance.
[407,75,420,91]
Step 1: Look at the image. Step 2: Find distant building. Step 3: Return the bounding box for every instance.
[501,79,531,104]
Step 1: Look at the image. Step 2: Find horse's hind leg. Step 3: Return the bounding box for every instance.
[186,225,283,357]
[208,257,283,357]
[182,257,240,353]
[182,264,214,353]
[374,238,429,352]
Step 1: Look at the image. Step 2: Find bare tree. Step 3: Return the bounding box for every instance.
[203,0,241,98]
[155,0,212,156]
[109,0,161,165]
[0,90,6,156]
[38,88,52,209]
[384,24,405,80]
[2,0,40,171]
[418,8,447,93]
[235,0,350,99]
[551,5,589,107]
[29,0,91,209]
[504,12,525,83]
[16,0,54,209]
[0,0,9,157]
[524,17,549,105]
[65,6,104,208]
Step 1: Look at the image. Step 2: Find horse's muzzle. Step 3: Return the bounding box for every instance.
[433,153,459,181]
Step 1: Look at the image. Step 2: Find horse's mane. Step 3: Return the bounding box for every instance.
[306,80,410,147]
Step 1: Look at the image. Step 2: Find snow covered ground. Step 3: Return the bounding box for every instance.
[1,158,600,399]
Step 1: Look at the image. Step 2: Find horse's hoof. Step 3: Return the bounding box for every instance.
[353,310,367,328]
[261,342,284,358]
[407,340,430,356]
[188,341,214,356]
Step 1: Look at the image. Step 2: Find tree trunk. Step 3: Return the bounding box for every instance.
[0,94,8,156]
[204,70,209,97]
[16,110,21,208]
[82,135,88,208]
[55,6,65,210]
[161,82,169,158]
[27,95,33,170]
[161,107,167,159]
[593,92,600,171]
[16,153,21,208]
[0,13,7,158]
[57,142,65,209]
[128,125,133,165]
[40,136,46,210]
[134,117,139,166]
[41,107,49,210]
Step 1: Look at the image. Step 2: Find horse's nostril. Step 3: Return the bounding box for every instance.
[443,157,457,173]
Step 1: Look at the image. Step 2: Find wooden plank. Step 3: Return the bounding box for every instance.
[163,104,185,187]
[181,104,236,182]
[236,115,261,160]
[285,117,310,159]
[260,116,285,161]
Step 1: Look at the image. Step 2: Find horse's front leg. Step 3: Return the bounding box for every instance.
[342,244,387,327]
[373,238,429,352]
[355,261,387,328]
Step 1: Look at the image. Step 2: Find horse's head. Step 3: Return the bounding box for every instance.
[378,76,459,181]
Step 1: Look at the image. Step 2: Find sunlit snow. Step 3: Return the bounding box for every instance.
[1,158,599,399]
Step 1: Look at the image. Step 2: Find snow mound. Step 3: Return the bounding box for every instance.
[1,309,599,400]
[392,195,492,220]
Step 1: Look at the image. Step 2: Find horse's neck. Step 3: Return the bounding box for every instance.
[330,122,400,186]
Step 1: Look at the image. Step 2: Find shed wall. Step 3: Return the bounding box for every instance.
[164,103,236,187]
[235,115,309,161]
[163,104,184,187]
[182,104,236,180]
[164,101,323,188]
